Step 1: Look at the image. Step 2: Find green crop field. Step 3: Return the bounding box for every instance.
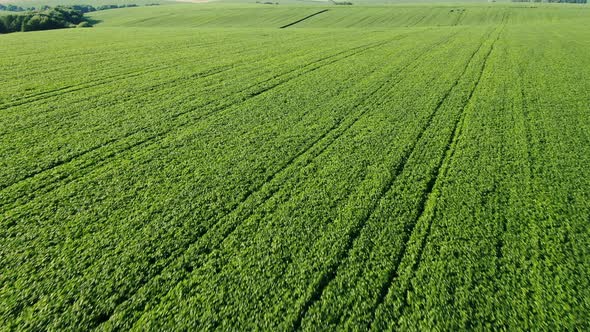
[1,2,590,330]
[0,0,169,7]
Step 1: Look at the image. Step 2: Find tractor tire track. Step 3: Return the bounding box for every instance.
[1,32,414,200]
[0,35,336,137]
[369,25,503,329]
[290,29,464,331]
[279,9,329,29]
[411,15,427,27]
[0,78,219,195]
[92,33,430,330]
[3,52,228,113]
[516,54,545,326]
[6,32,417,326]
[2,40,211,76]
[163,30,423,125]
[4,36,410,324]
[92,30,441,330]
[0,39,265,107]
[0,63,236,139]
[0,64,177,111]
[1,32,339,107]
[1,38,393,205]
[0,36,288,113]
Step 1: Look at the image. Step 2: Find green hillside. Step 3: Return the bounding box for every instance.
[89,3,590,28]
[91,4,322,27]
[1,2,590,331]
[0,0,170,7]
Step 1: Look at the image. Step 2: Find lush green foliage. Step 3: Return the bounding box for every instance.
[1,3,589,330]
[0,6,88,33]
[0,4,158,34]
[0,4,112,13]
[0,4,28,11]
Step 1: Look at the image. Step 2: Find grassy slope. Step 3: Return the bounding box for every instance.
[89,3,590,28]
[0,0,504,5]
[0,0,171,7]
[1,3,590,331]
[91,4,322,27]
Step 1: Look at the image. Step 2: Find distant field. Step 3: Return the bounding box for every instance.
[0,0,171,6]
[1,3,590,330]
[0,0,498,5]
[89,3,590,27]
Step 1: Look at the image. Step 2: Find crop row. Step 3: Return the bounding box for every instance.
[0,29,414,197]
[381,25,590,330]
[1,27,442,330]
[3,13,590,331]
[137,26,499,331]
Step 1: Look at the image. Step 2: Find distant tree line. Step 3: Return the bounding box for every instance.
[0,6,90,34]
[511,0,587,3]
[0,4,28,12]
[0,3,156,13]
[0,3,160,34]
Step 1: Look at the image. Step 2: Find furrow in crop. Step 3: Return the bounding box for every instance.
[1,39,227,83]
[0,34,338,137]
[0,64,180,111]
[516,56,544,325]
[454,10,466,26]
[518,75,535,188]
[0,36,273,114]
[2,36,408,328]
[3,64,164,105]
[412,15,427,27]
[91,39,414,330]
[0,32,319,118]
[0,62,242,192]
[0,37,272,106]
[90,33,441,330]
[279,9,329,29]
[0,37,398,209]
[290,31,463,330]
[370,25,503,329]
[167,38,395,123]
